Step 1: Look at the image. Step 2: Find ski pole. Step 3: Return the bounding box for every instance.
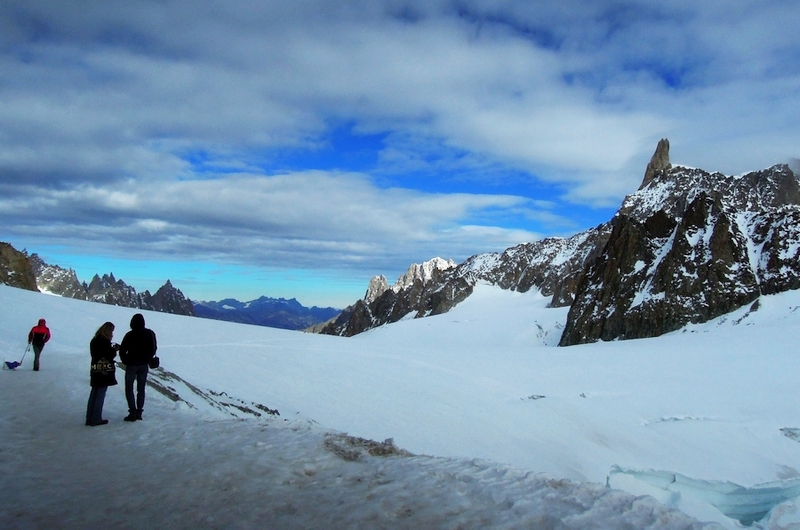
[20,343,30,364]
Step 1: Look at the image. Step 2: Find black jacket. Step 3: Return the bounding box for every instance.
[119,314,157,367]
[90,335,118,388]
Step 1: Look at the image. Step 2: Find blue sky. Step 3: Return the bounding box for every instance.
[1,1,799,308]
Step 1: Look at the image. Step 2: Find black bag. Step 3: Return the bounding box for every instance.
[90,358,118,386]
[92,358,115,375]
[149,356,160,369]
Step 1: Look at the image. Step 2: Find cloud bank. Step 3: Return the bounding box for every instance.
[1,0,798,301]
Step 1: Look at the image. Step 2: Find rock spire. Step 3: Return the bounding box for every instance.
[641,138,671,188]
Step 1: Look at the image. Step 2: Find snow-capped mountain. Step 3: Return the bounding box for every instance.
[364,257,457,304]
[320,230,607,337]
[323,139,800,343]
[561,139,800,345]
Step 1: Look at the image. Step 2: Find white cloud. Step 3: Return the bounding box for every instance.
[0,171,540,271]
[1,0,799,286]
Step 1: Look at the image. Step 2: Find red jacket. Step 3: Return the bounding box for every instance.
[28,319,51,347]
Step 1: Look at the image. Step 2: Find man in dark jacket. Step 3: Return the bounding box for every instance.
[27,318,51,371]
[119,313,157,422]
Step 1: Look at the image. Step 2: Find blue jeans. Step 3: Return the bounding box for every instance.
[86,386,108,423]
[125,364,149,414]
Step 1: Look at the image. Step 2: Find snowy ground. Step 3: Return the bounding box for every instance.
[1,283,799,528]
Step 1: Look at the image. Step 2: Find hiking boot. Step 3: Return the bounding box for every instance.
[124,413,138,422]
[87,419,109,426]
[136,411,143,420]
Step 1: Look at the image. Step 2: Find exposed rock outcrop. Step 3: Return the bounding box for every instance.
[363,258,457,304]
[321,230,610,337]
[27,253,195,316]
[364,275,391,304]
[28,254,88,299]
[559,145,800,345]
[641,138,671,189]
[147,280,196,316]
[0,243,38,292]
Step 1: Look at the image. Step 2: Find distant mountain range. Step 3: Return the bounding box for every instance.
[0,246,340,331]
[193,297,340,331]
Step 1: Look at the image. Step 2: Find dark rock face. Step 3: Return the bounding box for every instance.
[0,243,38,291]
[641,138,671,188]
[83,274,196,316]
[28,254,88,300]
[149,280,196,316]
[559,158,800,346]
[86,273,141,308]
[26,253,195,316]
[752,207,800,294]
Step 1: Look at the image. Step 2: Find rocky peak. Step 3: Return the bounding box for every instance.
[559,154,800,345]
[640,138,671,189]
[22,251,196,317]
[29,253,88,299]
[148,280,196,316]
[0,243,38,291]
[363,258,457,305]
[86,273,140,308]
[364,275,390,304]
[394,257,456,290]
[321,230,609,337]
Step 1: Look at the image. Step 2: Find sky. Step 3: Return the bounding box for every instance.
[2,283,799,528]
[1,1,799,307]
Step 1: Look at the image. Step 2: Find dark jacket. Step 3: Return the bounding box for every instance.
[119,314,157,367]
[28,319,51,347]
[90,335,118,387]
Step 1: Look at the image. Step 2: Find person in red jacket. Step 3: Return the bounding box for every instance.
[27,318,51,371]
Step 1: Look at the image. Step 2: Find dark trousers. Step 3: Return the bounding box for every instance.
[86,386,108,423]
[32,344,44,371]
[125,364,149,413]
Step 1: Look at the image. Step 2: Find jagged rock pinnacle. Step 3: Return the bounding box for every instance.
[364,275,390,303]
[641,138,671,189]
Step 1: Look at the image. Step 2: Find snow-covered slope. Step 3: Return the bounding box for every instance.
[1,284,799,528]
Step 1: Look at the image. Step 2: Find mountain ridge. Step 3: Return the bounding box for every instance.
[322,139,800,345]
[2,251,339,329]
[29,253,196,316]
[193,296,340,331]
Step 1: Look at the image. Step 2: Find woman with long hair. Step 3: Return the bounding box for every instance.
[86,321,119,426]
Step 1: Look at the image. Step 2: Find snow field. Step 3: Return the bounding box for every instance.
[1,283,799,528]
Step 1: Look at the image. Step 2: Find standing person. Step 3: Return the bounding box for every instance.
[27,318,51,371]
[86,322,119,426]
[118,313,157,422]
